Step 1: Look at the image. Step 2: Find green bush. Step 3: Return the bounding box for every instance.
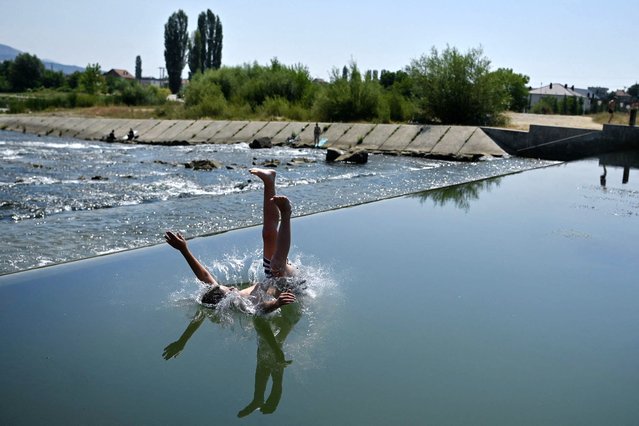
[312,62,387,122]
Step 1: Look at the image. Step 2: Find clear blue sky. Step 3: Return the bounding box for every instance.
[0,0,636,91]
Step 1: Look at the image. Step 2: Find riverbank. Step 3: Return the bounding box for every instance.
[0,114,506,161]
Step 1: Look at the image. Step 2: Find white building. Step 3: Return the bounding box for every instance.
[528,83,590,114]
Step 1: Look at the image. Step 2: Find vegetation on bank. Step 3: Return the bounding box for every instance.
[3,44,634,126]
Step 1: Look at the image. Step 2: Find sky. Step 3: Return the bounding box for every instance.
[0,0,636,91]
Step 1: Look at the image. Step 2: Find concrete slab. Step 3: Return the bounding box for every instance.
[229,121,268,142]
[156,120,196,142]
[251,121,290,140]
[196,121,230,142]
[68,118,104,138]
[0,116,24,132]
[177,120,212,143]
[33,117,65,136]
[332,123,376,149]
[59,117,91,138]
[319,123,353,147]
[360,124,400,150]
[405,126,450,154]
[75,118,111,140]
[81,118,125,140]
[378,125,421,152]
[274,122,308,144]
[429,126,475,156]
[458,128,507,157]
[137,120,179,142]
[210,121,249,143]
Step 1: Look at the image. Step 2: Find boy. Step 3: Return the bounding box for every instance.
[164,169,297,313]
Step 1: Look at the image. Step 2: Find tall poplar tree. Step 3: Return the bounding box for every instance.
[164,10,189,94]
[212,18,223,69]
[135,55,142,80]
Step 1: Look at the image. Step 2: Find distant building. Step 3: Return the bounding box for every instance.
[613,89,632,107]
[104,69,135,80]
[528,83,590,113]
[139,77,167,88]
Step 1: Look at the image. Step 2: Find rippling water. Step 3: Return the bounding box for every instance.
[0,130,552,274]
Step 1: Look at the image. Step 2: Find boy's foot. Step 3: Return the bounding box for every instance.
[249,168,276,185]
[272,195,292,216]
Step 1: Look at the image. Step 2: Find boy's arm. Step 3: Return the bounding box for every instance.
[164,231,217,285]
[259,291,296,314]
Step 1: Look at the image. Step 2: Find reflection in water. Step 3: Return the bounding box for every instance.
[163,304,300,417]
[598,150,639,186]
[410,178,502,212]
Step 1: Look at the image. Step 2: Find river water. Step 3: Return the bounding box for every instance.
[0,130,551,275]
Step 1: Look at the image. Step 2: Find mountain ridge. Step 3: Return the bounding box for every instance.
[0,43,84,74]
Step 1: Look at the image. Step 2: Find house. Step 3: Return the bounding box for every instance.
[528,83,590,114]
[612,89,632,107]
[139,77,167,88]
[104,69,135,80]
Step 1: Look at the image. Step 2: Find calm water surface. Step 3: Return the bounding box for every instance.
[1,136,638,424]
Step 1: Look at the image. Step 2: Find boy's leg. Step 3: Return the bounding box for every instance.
[270,196,295,277]
[249,169,279,260]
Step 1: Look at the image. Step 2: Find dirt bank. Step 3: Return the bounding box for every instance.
[505,112,603,131]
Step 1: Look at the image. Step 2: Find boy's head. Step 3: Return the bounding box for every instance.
[201,285,228,306]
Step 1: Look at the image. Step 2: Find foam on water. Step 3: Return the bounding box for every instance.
[166,248,342,360]
[0,130,554,274]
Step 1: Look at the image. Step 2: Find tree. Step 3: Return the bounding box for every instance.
[409,46,509,125]
[212,17,223,69]
[188,30,203,78]
[79,63,105,94]
[490,68,530,112]
[135,55,142,80]
[628,83,639,99]
[164,10,189,94]
[9,53,45,91]
[204,10,223,70]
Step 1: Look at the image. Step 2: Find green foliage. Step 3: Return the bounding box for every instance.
[490,68,530,112]
[79,63,105,94]
[531,96,558,114]
[408,46,508,125]
[312,62,387,122]
[42,69,65,89]
[119,81,166,106]
[9,53,45,91]
[206,10,223,70]
[188,9,223,78]
[628,83,639,99]
[135,55,142,80]
[188,30,204,78]
[164,10,189,94]
[183,60,315,119]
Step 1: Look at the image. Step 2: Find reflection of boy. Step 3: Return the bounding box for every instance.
[164,169,299,313]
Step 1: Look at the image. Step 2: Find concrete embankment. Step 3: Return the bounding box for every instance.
[0,115,506,160]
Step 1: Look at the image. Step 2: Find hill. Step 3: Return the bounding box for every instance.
[0,43,84,74]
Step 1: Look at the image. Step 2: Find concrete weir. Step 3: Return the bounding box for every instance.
[0,115,510,160]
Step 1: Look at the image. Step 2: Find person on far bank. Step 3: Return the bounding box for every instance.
[608,98,616,123]
[313,123,321,147]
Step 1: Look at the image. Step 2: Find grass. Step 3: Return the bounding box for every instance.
[591,111,635,126]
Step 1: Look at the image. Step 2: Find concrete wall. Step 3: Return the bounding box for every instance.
[0,116,508,159]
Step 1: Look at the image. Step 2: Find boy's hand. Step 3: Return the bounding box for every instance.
[276,291,296,308]
[164,231,187,252]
